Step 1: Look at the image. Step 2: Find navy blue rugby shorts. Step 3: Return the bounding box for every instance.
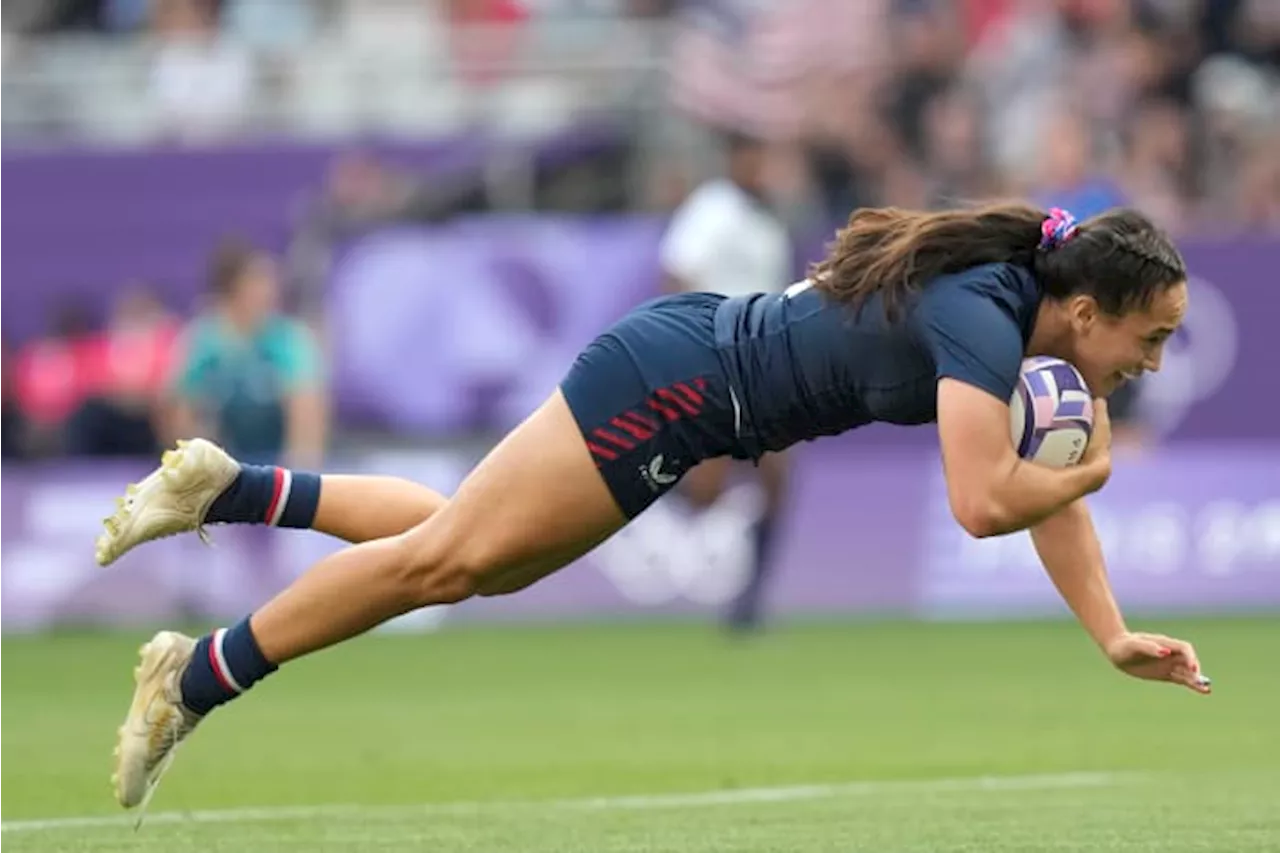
[559,292,746,519]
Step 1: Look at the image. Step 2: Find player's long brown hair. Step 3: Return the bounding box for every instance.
[809,202,1187,321]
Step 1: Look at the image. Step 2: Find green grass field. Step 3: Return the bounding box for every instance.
[4,617,1278,852]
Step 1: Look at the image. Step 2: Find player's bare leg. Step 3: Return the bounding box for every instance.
[311,475,447,543]
[247,390,625,660]
[95,441,452,567]
[113,390,628,811]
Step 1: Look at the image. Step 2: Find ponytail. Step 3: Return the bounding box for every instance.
[809,202,1044,321]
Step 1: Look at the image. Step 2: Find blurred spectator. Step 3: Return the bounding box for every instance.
[2,338,27,459]
[445,0,531,90]
[1025,104,1129,220]
[148,0,254,142]
[918,84,998,207]
[223,0,319,51]
[1119,97,1191,231]
[885,0,965,167]
[3,0,108,34]
[102,0,153,33]
[65,286,180,458]
[4,0,1274,235]
[170,239,327,466]
[11,302,96,456]
[2,0,45,34]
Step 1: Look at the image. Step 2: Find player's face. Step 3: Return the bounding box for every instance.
[1068,280,1188,397]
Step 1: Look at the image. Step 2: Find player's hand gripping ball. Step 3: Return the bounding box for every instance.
[1009,356,1094,468]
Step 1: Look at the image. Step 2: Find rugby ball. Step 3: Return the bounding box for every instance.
[1009,356,1094,468]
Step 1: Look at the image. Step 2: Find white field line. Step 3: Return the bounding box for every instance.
[2,770,1129,834]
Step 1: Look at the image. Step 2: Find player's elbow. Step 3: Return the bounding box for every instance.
[950,495,1015,539]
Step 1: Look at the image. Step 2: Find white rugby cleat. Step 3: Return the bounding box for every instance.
[95,438,240,567]
[113,631,202,824]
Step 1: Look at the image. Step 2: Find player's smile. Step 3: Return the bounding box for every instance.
[1073,279,1189,398]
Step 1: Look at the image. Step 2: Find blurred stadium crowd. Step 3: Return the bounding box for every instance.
[3,0,1277,462]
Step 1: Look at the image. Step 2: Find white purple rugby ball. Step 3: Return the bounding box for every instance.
[1009,356,1094,468]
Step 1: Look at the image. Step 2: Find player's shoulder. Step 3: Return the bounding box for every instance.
[929,261,1037,296]
[916,262,1039,321]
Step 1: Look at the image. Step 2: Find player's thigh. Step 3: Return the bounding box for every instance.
[398,389,627,594]
[680,456,734,508]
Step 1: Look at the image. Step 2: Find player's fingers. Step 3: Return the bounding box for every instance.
[1150,635,1201,674]
[1184,672,1212,694]
[1168,662,1212,694]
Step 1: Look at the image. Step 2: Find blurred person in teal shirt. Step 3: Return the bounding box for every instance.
[169,239,327,467]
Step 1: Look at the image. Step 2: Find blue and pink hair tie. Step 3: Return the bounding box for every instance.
[1039,207,1079,250]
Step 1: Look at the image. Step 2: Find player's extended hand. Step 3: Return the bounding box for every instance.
[1104,632,1211,694]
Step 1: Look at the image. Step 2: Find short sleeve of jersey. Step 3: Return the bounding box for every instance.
[915,284,1024,404]
[658,184,728,286]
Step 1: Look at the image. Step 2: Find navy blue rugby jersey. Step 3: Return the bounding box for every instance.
[711,261,1042,454]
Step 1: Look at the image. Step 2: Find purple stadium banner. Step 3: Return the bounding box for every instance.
[326,218,667,432]
[919,444,1280,616]
[3,443,1276,634]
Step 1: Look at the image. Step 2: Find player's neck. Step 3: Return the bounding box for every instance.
[1026,301,1073,361]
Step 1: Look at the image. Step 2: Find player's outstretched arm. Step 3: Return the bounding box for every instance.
[936,379,1111,538]
[1030,499,1212,695]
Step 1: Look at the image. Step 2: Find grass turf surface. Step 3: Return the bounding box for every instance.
[4,617,1278,851]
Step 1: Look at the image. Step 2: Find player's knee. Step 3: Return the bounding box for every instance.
[394,529,498,607]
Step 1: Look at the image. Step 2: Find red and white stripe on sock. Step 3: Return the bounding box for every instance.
[263,468,293,527]
[207,628,246,695]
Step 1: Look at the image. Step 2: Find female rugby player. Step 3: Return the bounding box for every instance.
[98,203,1209,816]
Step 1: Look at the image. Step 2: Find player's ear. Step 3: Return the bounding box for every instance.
[1067,293,1100,335]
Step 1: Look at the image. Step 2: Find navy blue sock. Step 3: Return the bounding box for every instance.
[206,465,321,528]
[728,514,780,629]
[751,512,780,574]
[179,617,278,716]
